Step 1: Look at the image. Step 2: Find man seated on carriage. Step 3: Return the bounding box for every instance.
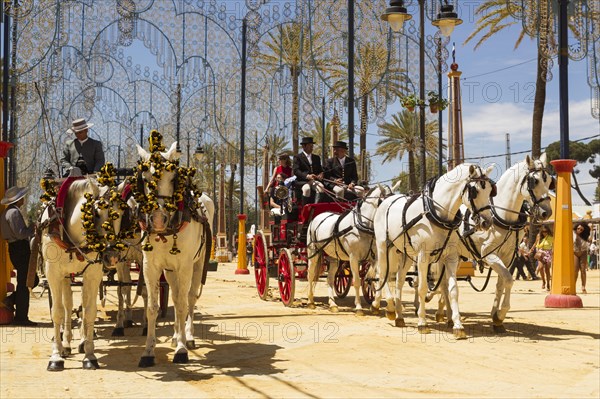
[323,140,364,201]
[292,136,325,206]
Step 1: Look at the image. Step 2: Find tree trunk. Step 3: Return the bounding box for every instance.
[408,150,417,192]
[291,65,300,155]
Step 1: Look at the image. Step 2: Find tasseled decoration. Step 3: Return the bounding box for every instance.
[169,234,181,255]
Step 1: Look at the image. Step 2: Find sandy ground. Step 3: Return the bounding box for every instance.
[1,262,599,399]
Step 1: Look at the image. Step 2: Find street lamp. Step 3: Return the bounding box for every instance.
[382,0,462,187]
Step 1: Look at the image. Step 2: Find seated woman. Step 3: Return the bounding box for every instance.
[269,172,290,216]
[265,153,293,194]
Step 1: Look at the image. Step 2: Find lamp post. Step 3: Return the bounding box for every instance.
[382,0,461,187]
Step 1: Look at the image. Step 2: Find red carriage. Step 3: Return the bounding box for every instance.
[252,186,376,307]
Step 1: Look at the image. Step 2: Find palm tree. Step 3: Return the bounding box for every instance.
[329,43,407,177]
[256,23,330,155]
[376,110,442,192]
[464,0,553,159]
[303,117,348,158]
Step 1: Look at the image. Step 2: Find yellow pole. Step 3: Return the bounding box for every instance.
[545,159,582,308]
[210,236,216,261]
[0,141,14,322]
[235,213,249,274]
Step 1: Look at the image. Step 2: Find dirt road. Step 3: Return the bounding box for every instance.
[1,263,599,398]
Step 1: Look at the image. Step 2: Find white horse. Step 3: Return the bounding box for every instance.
[432,154,555,332]
[41,177,125,370]
[372,163,496,338]
[134,138,213,367]
[306,185,392,315]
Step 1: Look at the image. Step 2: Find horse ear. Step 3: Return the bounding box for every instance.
[468,164,476,177]
[391,179,402,193]
[525,154,533,168]
[161,142,181,161]
[484,164,495,177]
[539,152,547,166]
[137,144,150,161]
[88,176,100,198]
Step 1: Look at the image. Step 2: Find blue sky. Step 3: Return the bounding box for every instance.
[367,1,599,204]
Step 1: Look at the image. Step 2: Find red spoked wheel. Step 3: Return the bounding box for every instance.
[334,261,352,299]
[253,230,269,300]
[278,248,296,307]
[360,260,375,305]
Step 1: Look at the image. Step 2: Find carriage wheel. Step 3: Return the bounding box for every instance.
[334,261,352,299]
[253,231,270,300]
[360,260,375,305]
[278,248,295,307]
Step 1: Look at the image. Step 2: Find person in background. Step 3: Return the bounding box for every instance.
[269,172,289,216]
[0,186,38,326]
[60,118,105,177]
[531,225,554,291]
[589,225,598,270]
[509,235,529,281]
[573,222,591,294]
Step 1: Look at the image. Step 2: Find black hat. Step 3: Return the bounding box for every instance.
[300,137,315,145]
[332,140,348,149]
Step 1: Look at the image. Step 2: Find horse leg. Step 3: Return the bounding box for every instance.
[326,261,339,312]
[306,247,319,310]
[370,244,389,314]
[61,278,74,357]
[185,258,205,350]
[46,269,67,371]
[166,269,192,364]
[349,256,363,316]
[489,257,513,333]
[383,250,400,322]
[113,263,126,336]
[393,254,408,327]
[445,259,466,339]
[81,268,103,369]
[139,263,161,367]
[416,255,431,334]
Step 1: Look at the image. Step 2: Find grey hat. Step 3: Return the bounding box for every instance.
[300,137,315,145]
[1,186,29,205]
[67,118,94,134]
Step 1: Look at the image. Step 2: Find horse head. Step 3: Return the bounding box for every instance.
[136,141,182,233]
[459,163,496,231]
[521,153,554,221]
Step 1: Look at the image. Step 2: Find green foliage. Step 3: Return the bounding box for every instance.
[400,93,423,109]
[427,91,449,111]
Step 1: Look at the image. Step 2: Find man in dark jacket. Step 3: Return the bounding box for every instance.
[60,118,105,177]
[293,136,325,205]
[0,186,37,325]
[323,140,364,200]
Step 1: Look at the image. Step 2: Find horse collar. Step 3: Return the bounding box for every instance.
[423,178,462,231]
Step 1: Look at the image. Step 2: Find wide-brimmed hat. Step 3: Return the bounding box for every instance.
[1,186,29,205]
[67,118,94,134]
[300,137,315,145]
[332,140,348,150]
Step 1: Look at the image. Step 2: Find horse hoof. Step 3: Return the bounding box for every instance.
[370,305,379,314]
[186,340,196,350]
[82,359,100,370]
[453,328,467,340]
[417,325,430,334]
[124,320,134,328]
[112,327,125,337]
[78,342,85,354]
[435,313,444,323]
[61,348,71,357]
[395,318,406,328]
[142,327,148,336]
[173,352,189,364]
[307,303,316,310]
[493,324,507,334]
[138,356,155,368]
[47,360,64,371]
[386,311,395,321]
[446,320,454,328]
[492,311,502,324]
[355,309,365,317]
[329,306,339,313]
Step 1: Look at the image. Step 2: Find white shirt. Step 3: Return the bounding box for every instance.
[78,138,89,145]
[337,156,345,167]
[302,150,312,165]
